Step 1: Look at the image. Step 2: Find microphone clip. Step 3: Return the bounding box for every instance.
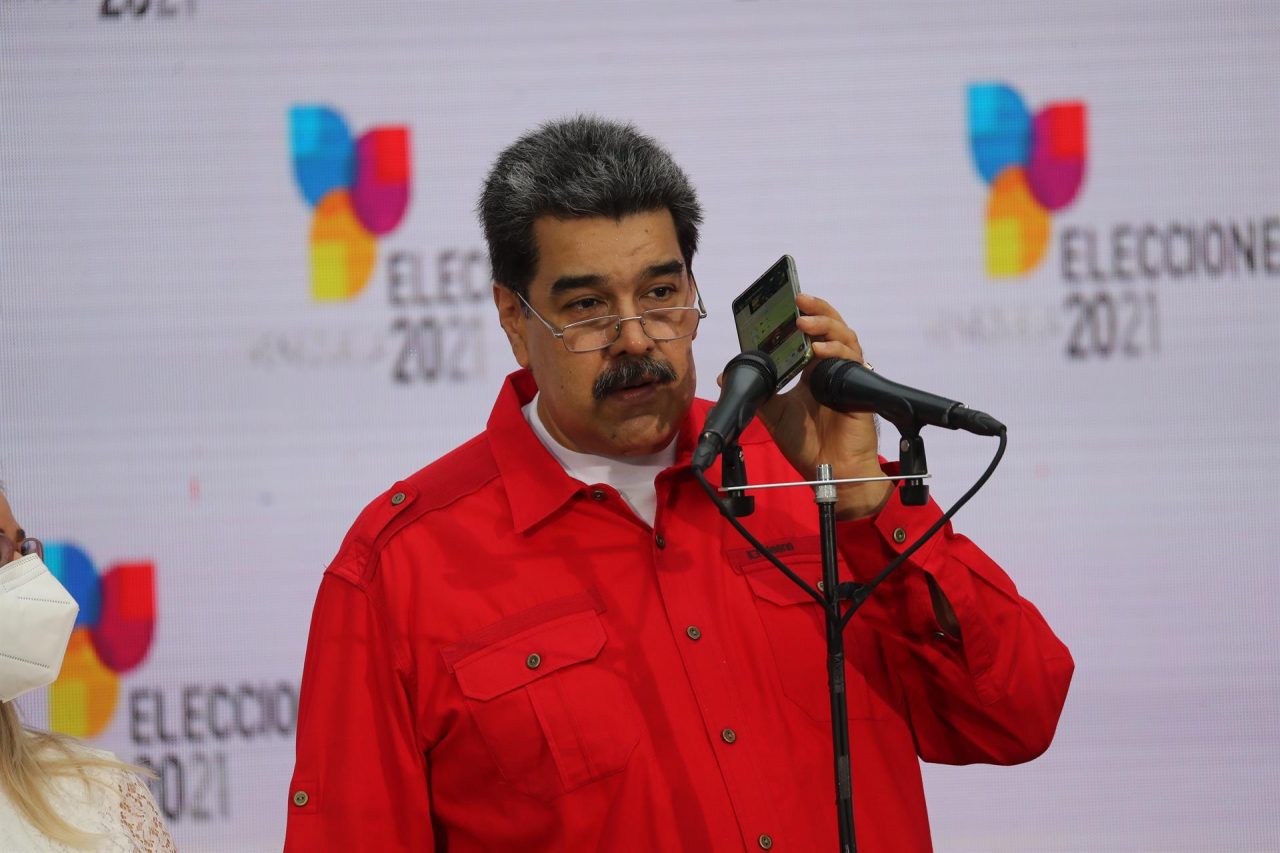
[897,428,930,506]
[720,442,755,517]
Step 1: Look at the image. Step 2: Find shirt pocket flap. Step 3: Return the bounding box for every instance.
[742,559,824,606]
[726,535,825,607]
[449,609,607,701]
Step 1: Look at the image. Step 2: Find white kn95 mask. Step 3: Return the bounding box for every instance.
[0,553,80,703]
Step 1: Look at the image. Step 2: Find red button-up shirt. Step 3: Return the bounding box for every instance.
[286,369,1073,852]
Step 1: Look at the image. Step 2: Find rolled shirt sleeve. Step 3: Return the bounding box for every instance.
[836,484,1075,766]
[285,574,434,852]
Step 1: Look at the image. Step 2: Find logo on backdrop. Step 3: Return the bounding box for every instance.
[944,81,1280,362]
[967,83,1087,277]
[43,540,297,823]
[289,105,412,302]
[45,543,155,738]
[261,103,489,385]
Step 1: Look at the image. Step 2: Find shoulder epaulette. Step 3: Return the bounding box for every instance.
[325,432,499,586]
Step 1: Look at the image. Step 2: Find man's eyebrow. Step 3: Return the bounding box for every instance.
[549,273,606,296]
[547,260,684,297]
[643,260,685,279]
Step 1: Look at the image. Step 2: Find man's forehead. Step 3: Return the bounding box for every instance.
[529,211,683,288]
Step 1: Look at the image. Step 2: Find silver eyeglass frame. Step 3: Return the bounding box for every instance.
[515,284,708,353]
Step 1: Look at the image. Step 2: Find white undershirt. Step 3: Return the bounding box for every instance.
[522,393,677,527]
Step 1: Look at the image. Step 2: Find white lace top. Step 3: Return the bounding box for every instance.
[0,743,176,852]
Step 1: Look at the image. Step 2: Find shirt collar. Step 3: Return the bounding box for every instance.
[486,370,580,534]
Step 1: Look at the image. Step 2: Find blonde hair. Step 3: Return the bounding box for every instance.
[0,701,145,848]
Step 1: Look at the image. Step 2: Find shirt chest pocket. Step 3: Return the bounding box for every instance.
[730,541,891,724]
[442,595,642,801]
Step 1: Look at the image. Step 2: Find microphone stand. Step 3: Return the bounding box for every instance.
[695,372,1008,850]
[704,458,934,853]
[815,462,856,853]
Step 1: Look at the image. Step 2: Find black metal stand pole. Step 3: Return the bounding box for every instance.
[698,427,1001,853]
[815,463,857,853]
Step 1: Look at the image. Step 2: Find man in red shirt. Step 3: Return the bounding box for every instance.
[285,116,1073,852]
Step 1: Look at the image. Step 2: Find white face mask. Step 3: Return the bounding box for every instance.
[0,553,80,703]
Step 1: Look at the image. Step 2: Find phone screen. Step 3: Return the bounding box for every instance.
[732,255,812,388]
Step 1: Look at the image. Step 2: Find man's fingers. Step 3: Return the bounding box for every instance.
[799,314,860,346]
[803,325,865,361]
[796,293,845,324]
[810,339,862,363]
[797,296,861,346]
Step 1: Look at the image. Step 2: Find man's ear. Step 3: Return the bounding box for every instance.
[493,284,531,368]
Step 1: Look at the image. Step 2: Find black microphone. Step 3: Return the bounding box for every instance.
[809,358,1005,436]
[692,351,778,472]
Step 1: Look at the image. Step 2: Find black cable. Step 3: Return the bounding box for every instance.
[693,468,826,605]
[695,428,1007,853]
[692,427,1009,628]
[840,427,1007,629]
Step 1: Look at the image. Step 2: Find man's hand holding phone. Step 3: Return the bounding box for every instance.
[726,256,890,518]
[755,293,892,520]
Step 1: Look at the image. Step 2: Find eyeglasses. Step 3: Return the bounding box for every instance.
[1,536,43,564]
[517,285,707,353]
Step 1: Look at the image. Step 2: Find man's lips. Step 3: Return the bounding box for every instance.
[592,356,680,400]
[605,375,666,396]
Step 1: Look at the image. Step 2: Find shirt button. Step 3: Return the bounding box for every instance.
[292,790,309,807]
[933,631,948,641]
[758,834,774,850]
[591,489,607,502]
[892,527,907,544]
[526,653,542,669]
[816,580,825,592]
[720,727,737,744]
[655,534,666,549]
[390,492,406,506]
[686,625,702,641]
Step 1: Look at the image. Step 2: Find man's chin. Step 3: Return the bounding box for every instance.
[591,377,693,455]
[595,408,681,457]
[608,430,679,458]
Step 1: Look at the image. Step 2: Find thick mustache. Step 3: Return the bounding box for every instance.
[593,356,679,400]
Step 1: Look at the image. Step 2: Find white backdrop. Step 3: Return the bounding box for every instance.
[2,1,1278,850]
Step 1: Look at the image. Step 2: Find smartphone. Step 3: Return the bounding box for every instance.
[732,254,813,390]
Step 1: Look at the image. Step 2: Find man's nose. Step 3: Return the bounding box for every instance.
[610,314,655,356]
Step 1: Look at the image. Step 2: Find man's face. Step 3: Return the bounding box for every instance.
[495,209,699,458]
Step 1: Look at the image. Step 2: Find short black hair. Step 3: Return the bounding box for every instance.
[478,115,703,297]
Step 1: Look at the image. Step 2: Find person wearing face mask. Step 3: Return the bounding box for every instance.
[0,485,176,852]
